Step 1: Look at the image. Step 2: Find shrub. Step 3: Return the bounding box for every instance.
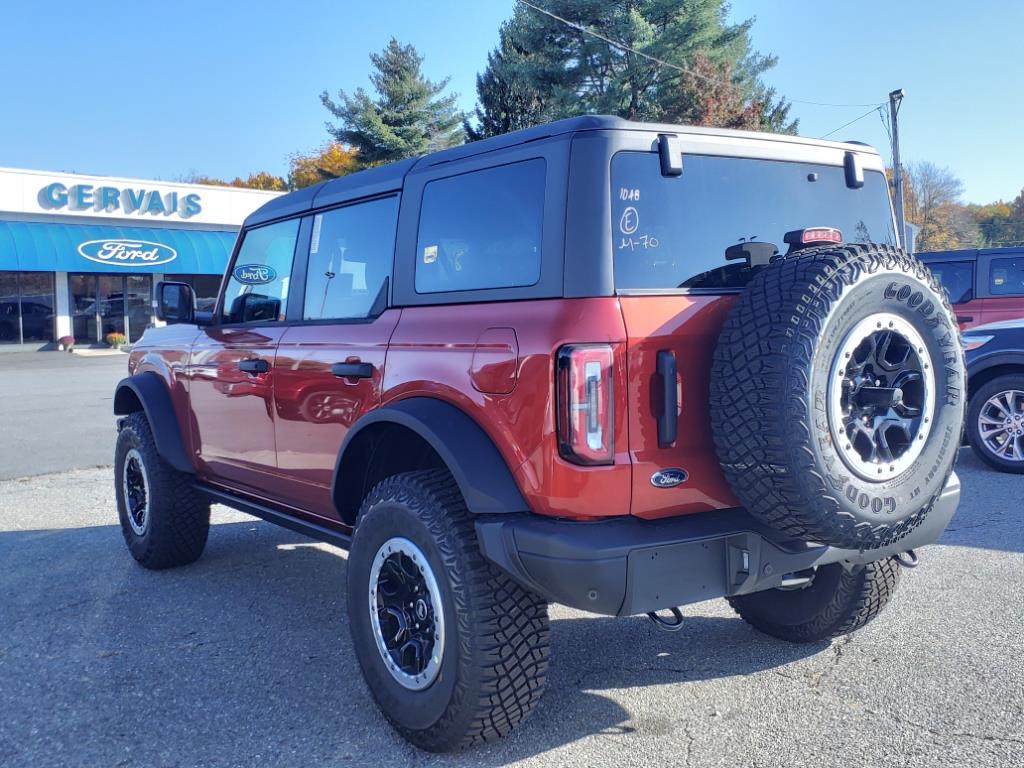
[57,335,75,352]
[105,332,128,347]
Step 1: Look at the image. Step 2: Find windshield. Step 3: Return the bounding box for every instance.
[611,151,897,291]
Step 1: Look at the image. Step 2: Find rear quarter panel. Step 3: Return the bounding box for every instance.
[383,298,632,519]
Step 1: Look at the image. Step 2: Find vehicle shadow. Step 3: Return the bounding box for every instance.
[0,519,827,767]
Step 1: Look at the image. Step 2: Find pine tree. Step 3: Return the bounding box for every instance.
[468,1,795,139]
[321,38,463,165]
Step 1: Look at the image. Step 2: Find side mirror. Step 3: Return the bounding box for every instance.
[156,281,195,324]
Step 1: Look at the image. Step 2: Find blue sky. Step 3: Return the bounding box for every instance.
[1,0,1020,203]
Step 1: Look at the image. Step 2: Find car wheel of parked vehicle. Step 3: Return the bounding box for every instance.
[114,412,211,569]
[727,557,900,642]
[347,469,550,752]
[711,243,966,550]
[966,374,1024,473]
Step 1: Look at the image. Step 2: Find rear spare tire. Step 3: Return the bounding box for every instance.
[711,243,965,550]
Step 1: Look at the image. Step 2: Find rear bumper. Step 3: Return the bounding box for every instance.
[476,472,961,616]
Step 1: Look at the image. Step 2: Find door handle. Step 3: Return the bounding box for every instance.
[331,362,374,379]
[656,350,678,447]
[238,358,270,375]
[956,315,973,324]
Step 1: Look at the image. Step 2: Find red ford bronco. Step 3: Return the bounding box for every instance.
[113,116,964,752]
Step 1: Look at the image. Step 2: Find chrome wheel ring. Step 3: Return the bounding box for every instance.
[978,389,1024,462]
[122,448,150,536]
[828,313,935,482]
[368,537,445,691]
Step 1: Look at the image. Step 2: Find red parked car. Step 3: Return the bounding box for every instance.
[919,247,1024,330]
[113,116,965,751]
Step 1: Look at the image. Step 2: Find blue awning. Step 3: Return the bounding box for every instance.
[0,220,236,274]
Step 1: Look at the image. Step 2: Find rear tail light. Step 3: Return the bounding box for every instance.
[556,344,615,465]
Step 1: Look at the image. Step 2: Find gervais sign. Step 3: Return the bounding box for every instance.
[40,182,201,218]
[78,239,178,267]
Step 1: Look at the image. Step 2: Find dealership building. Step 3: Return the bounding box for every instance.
[0,167,282,348]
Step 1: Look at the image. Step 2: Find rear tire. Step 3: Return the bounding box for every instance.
[114,412,210,569]
[727,558,901,642]
[966,374,1024,473]
[347,470,550,752]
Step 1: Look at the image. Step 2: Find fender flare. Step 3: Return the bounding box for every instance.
[113,372,194,474]
[332,397,529,517]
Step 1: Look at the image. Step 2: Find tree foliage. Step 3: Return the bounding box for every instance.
[287,142,360,189]
[467,0,795,139]
[903,161,976,251]
[182,171,287,191]
[971,190,1024,247]
[321,38,463,165]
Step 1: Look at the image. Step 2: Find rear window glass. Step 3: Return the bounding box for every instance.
[989,256,1024,296]
[415,159,544,294]
[611,152,897,291]
[928,261,974,303]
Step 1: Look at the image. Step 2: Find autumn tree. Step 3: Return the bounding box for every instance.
[904,161,978,251]
[467,0,794,139]
[287,142,360,189]
[321,38,463,165]
[971,190,1024,247]
[179,172,287,191]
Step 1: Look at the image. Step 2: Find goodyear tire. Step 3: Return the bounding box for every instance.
[347,470,550,752]
[728,558,901,642]
[114,412,210,569]
[711,243,966,550]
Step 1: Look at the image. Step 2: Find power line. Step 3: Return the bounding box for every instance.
[515,0,881,109]
[818,105,886,139]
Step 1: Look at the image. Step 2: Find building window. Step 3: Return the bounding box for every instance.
[0,272,55,344]
[175,274,223,312]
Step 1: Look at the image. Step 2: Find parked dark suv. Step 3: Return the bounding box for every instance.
[919,247,1024,329]
[112,116,964,751]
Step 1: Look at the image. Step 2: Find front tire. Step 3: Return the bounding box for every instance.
[114,412,210,569]
[727,558,901,643]
[347,470,549,752]
[967,374,1024,472]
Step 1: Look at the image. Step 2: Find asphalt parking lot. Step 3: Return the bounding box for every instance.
[1,447,1021,768]
[0,352,126,480]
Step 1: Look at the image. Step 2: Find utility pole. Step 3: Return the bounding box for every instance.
[889,89,906,247]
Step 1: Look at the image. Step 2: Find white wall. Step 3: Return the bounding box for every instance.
[0,167,282,227]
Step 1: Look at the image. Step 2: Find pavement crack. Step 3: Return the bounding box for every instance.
[866,708,1024,747]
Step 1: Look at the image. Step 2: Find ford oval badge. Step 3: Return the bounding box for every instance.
[232,264,277,285]
[77,239,177,267]
[650,468,688,488]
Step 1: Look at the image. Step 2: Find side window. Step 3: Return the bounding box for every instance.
[304,196,399,321]
[989,257,1024,296]
[415,159,545,294]
[221,218,299,324]
[929,261,974,304]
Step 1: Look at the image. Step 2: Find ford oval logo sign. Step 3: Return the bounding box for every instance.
[650,468,688,488]
[232,264,277,285]
[78,239,177,267]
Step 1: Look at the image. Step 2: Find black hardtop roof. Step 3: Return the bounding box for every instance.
[245,115,880,227]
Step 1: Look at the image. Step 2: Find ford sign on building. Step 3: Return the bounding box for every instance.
[0,167,282,347]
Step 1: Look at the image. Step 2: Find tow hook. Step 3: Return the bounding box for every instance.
[894,549,919,569]
[647,607,685,632]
